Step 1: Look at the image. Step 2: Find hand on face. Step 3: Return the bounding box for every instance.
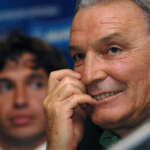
[44,69,97,150]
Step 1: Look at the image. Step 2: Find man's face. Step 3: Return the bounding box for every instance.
[70,0,150,135]
[0,53,48,139]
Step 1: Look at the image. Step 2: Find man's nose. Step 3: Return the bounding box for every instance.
[14,85,27,108]
[81,51,107,85]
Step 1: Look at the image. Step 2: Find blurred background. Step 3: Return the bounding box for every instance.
[0,0,76,68]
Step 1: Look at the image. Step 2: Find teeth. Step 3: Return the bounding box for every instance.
[93,91,122,101]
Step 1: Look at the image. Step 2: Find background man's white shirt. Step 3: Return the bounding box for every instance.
[0,142,46,150]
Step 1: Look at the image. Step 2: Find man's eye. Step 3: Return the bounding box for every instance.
[31,81,43,89]
[107,46,121,55]
[72,53,85,62]
[0,84,12,92]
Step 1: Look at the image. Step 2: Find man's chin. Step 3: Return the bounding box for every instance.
[0,130,46,147]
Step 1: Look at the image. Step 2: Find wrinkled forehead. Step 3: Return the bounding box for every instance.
[70,0,149,51]
[72,0,148,31]
[72,0,146,29]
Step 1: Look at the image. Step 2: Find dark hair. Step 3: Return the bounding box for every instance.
[0,31,67,75]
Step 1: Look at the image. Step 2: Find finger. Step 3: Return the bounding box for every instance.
[49,69,81,82]
[48,69,81,92]
[53,83,84,102]
[51,76,85,99]
[63,94,97,117]
[48,78,59,93]
[61,76,85,93]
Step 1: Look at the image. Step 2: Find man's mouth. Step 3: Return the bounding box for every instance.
[92,90,123,101]
[9,115,33,126]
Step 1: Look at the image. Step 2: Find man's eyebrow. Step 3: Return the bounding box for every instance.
[0,78,11,84]
[68,45,83,53]
[94,33,126,46]
[69,33,126,52]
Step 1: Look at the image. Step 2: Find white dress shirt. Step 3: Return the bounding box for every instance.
[35,142,46,150]
[0,142,46,150]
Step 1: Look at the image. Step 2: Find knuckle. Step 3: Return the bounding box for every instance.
[70,94,78,100]
[63,76,72,83]
[65,83,74,90]
[64,84,81,95]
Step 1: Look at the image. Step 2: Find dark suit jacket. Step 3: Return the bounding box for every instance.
[77,118,104,150]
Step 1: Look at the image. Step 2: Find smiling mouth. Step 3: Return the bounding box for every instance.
[92,90,123,101]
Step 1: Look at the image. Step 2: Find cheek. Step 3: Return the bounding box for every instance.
[30,98,44,110]
[0,102,11,121]
[29,94,46,114]
[110,57,150,83]
[73,65,83,74]
[112,60,150,109]
[28,88,47,100]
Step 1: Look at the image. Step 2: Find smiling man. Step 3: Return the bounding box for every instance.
[44,0,150,150]
[0,31,67,150]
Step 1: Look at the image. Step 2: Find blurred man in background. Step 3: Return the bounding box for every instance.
[0,31,67,150]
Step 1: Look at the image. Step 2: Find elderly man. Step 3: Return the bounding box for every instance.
[44,0,150,150]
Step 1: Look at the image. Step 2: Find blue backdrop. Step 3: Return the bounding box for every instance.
[0,0,76,67]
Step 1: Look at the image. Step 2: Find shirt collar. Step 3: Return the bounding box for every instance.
[35,142,46,150]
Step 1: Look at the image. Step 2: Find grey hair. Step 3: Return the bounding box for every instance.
[75,0,150,30]
[135,0,150,28]
[75,0,101,12]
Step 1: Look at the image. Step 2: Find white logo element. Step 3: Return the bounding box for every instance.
[0,5,61,21]
[45,28,70,43]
